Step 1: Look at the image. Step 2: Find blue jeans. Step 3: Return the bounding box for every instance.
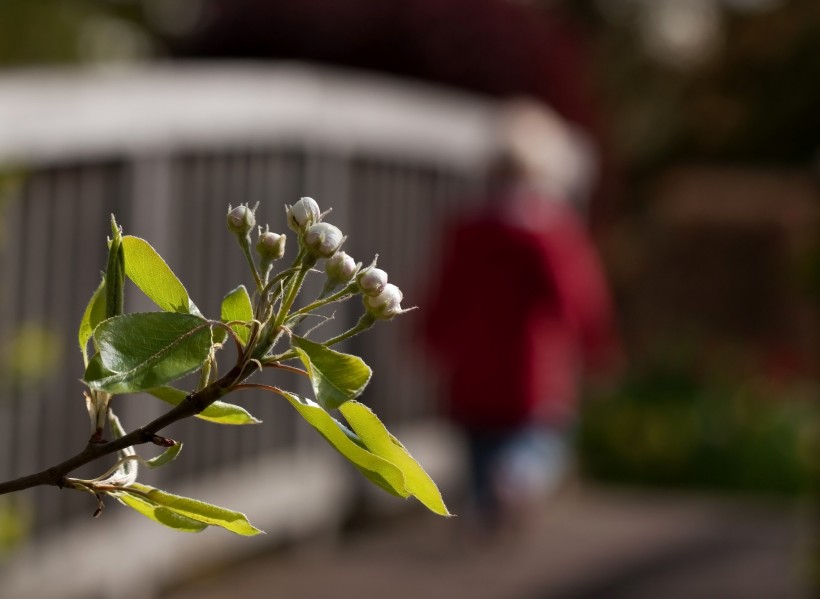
[466,425,570,524]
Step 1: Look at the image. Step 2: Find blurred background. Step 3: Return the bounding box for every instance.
[0,0,819,597]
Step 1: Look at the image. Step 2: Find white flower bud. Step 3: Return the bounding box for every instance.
[303,222,345,259]
[325,251,357,283]
[226,204,256,237]
[256,230,286,261]
[357,267,388,297]
[364,283,406,320]
[287,197,321,233]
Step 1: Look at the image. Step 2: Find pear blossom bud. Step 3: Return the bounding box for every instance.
[303,222,345,259]
[364,283,406,320]
[287,196,321,233]
[325,251,357,284]
[357,267,388,297]
[226,204,256,237]
[256,230,286,262]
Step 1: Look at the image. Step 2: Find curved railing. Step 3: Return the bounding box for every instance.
[0,63,495,597]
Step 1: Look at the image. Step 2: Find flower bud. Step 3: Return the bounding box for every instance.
[325,251,357,284]
[357,267,388,297]
[364,283,406,320]
[226,204,256,237]
[303,222,345,259]
[287,196,321,233]
[256,230,286,262]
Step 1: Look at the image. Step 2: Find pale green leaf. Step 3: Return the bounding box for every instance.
[84,313,213,394]
[221,285,253,345]
[78,277,106,366]
[278,389,408,497]
[340,401,450,516]
[122,236,197,314]
[127,483,262,536]
[147,386,261,425]
[145,442,183,469]
[292,335,372,411]
[115,491,208,533]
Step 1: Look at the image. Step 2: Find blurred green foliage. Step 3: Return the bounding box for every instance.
[0,0,151,66]
[1,322,63,392]
[579,366,819,496]
[0,498,31,555]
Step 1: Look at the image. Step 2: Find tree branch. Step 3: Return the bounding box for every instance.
[0,361,257,496]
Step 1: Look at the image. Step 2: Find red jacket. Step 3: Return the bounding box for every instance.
[423,192,619,432]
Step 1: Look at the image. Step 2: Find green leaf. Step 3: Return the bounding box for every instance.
[147,386,261,426]
[145,442,183,469]
[78,277,106,366]
[291,335,372,411]
[106,216,125,319]
[84,313,213,394]
[221,285,253,345]
[114,491,208,533]
[340,401,450,516]
[127,483,262,536]
[121,236,197,314]
[278,389,408,497]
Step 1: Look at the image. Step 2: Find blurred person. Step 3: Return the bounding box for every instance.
[422,99,621,533]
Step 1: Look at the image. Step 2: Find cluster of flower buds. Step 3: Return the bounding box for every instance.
[230,195,412,322]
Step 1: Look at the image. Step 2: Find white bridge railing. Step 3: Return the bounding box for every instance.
[0,63,496,598]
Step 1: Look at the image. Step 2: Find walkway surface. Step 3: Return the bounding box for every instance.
[163,486,814,599]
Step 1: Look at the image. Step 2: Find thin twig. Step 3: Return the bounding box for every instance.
[233,383,287,397]
[262,362,309,377]
[0,360,257,496]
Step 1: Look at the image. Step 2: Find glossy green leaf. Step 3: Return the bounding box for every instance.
[127,483,262,536]
[122,236,197,314]
[221,285,253,345]
[279,389,407,497]
[84,313,213,394]
[115,491,208,533]
[147,386,261,425]
[292,335,372,411]
[340,401,450,516]
[78,277,106,366]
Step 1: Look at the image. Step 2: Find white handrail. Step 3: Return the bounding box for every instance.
[0,62,496,168]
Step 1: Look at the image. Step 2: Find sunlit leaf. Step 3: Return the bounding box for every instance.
[84,313,213,394]
[127,483,262,536]
[121,236,198,314]
[221,285,253,345]
[291,335,372,411]
[114,491,208,533]
[278,389,407,497]
[144,442,183,469]
[340,401,450,516]
[78,277,106,366]
[147,386,261,425]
